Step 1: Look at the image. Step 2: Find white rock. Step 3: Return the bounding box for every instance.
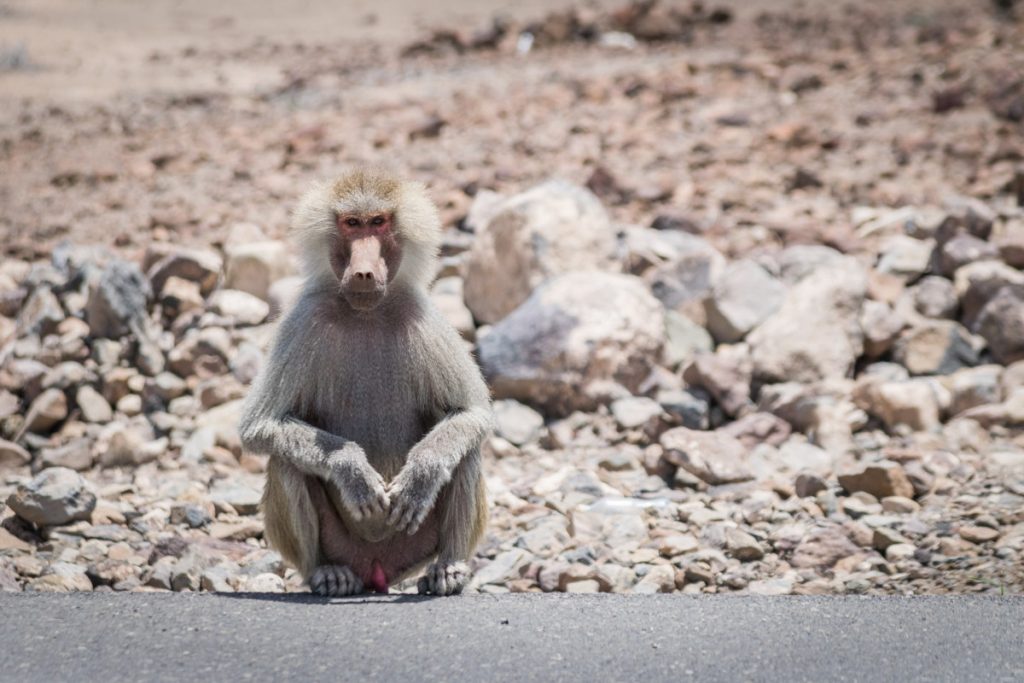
[27,562,92,592]
[776,245,847,284]
[893,321,979,375]
[430,276,475,340]
[225,240,294,302]
[947,365,1003,416]
[478,272,665,415]
[632,565,675,594]
[748,258,866,383]
[85,260,151,339]
[267,276,304,319]
[662,310,713,368]
[20,388,68,435]
[147,247,222,297]
[462,189,506,233]
[244,573,284,593]
[6,467,97,526]
[464,180,619,324]
[0,438,31,469]
[75,385,113,423]
[853,378,941,431]
[470,548,530,588]
[860,300,905,358]
[492,399,544,446]
[876,235,935,282]
[610,396,663,430]
[159,276,205,317]
[208,289,270,326]
[642,232,726,317]
[704,260,786,343]
[660,427,753,485]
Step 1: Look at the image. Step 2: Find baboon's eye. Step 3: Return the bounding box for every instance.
[345,217,360,227]
[371,216,385,226]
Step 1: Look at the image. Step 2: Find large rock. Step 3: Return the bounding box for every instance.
[478,272,664,415]
[267,275,304,319]
[6,467,97,526]
[892,321,979,375]
[75,385,113,423]
[838,461,915,499]
[147,247,222,297]
[660,427,753,485]
[224,240,293,302]
[852,378,941,431]
[19,388,68,435]
[158,276,204,318]
[860,300,904,358]
[908,275,958,320]
[85,260,151,338]
[662,311,713,368]
[0,274,25,321]
[610,396,664,431]
[208,289,270,326]
[682,351,752,418]
[935,233,998,277]
[642,233,726,319]
[16,287,64,337]
[975,285,1024,365]
[789,526,860,568]
[954,260,1024,329]
[947,365,1003,416]
[27,562,92,592]
[464,181,618,324]
[0,438,31,469]
[876,235,934,282]
[996,221,1024,267]
[704,260,786,343]
[748,258,866,383]
[492,399,544,446]
[935,198,995,242]
[776,245,847,284]
[429,276,475,340]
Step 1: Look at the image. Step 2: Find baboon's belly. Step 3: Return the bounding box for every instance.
[312,478,440,591]
[323,480,394,543]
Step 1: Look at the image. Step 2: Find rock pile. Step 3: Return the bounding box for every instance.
[1,0,1023,597]
[404,0,734,57]
[1,172,1022,596]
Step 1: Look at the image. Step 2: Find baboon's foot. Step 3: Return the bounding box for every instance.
[309,564,363,597]
[417,561,469,596]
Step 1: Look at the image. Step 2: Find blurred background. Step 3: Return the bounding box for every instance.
[0,0,1022,596]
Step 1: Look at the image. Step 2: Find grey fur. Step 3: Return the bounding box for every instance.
[239,172,492,594]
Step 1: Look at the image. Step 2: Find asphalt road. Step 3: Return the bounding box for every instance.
[1,593,1021,682]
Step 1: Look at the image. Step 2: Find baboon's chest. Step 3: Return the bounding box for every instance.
[306,327,431,459]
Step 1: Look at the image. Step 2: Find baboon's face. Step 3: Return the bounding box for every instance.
[330,210,403,311]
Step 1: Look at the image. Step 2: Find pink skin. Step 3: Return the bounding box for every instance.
[368,560,389,594]
[330,213,403,310]
[309,477,441,594]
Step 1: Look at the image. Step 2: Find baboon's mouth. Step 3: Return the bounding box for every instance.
[343,287,387,311]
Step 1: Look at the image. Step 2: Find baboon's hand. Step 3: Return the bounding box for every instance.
[331,456,389,521]
[386,460,441,535]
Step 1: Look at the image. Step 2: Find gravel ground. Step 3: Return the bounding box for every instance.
[1,0,1023,598]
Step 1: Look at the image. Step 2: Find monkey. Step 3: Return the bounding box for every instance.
[238,168,491,596]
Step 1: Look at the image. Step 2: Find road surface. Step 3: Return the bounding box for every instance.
[1,593,1021,682]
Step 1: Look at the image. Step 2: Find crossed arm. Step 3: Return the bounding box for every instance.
[238,308,492,533]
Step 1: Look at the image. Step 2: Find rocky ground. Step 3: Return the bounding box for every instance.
[1,0,1023,596]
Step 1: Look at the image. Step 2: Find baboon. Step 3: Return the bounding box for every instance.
[239,169,491,596]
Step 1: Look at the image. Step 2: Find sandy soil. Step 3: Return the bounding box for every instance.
[2,0,1021,265]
